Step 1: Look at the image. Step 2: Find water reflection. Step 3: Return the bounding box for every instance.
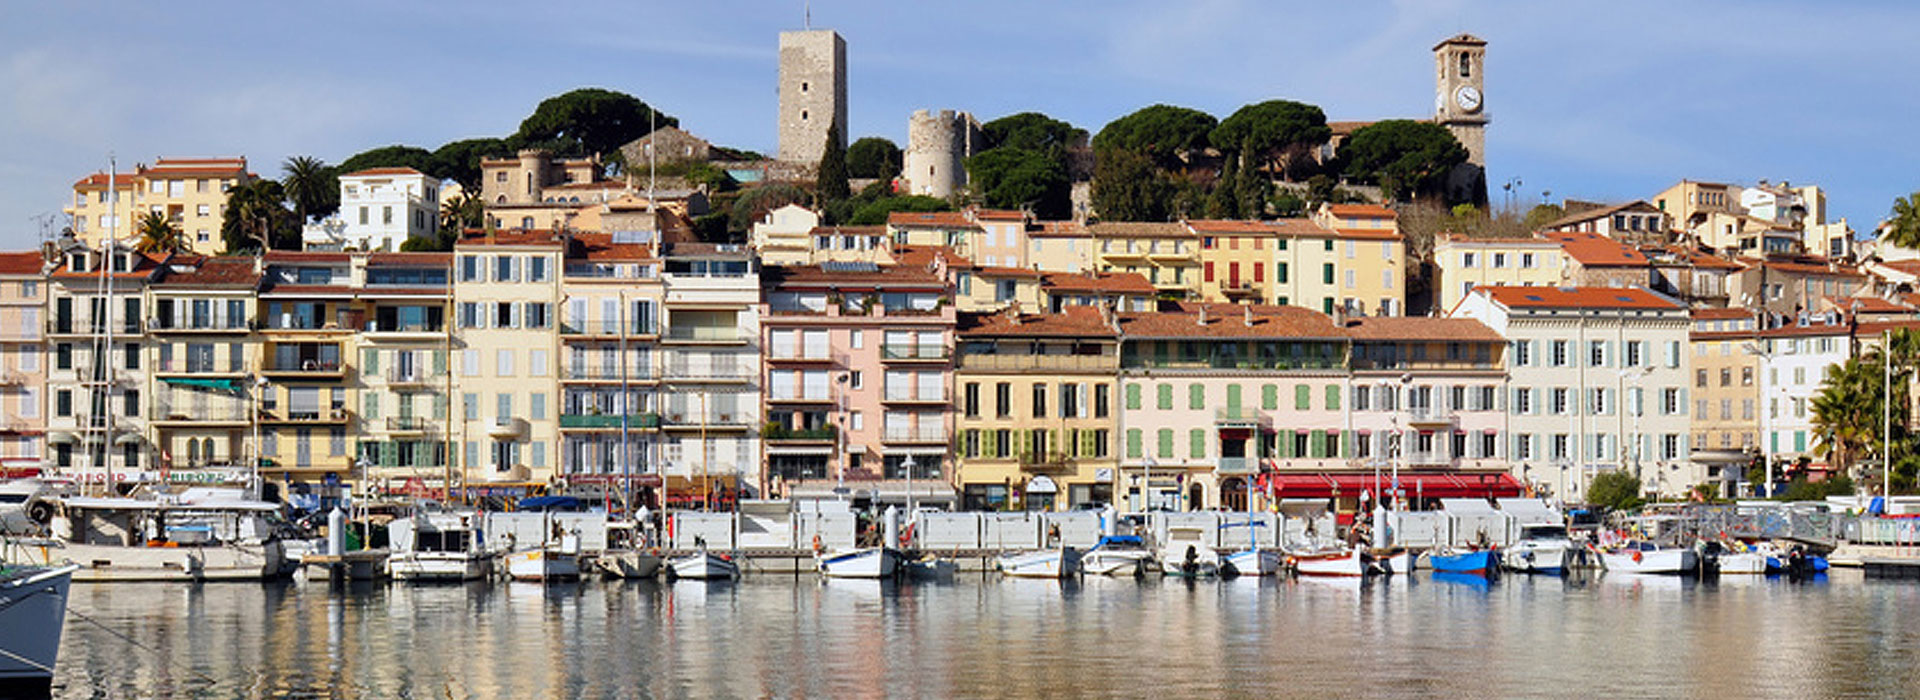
[46,571,1920,698]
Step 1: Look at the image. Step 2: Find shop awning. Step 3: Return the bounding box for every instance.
[1264,472,1524,500]
[160,377,248,391]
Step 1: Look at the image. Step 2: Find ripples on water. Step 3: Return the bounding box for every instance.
[48,570,1920,699]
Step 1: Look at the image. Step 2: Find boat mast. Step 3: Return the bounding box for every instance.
[619,289,631,517]
[96,157,118,496]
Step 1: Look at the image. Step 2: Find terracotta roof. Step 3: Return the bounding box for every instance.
[1690,307,1754,320]
[1438,233,1552,244]
[155,256,259,287]
[1265,218,1338,237]
[366,252,452,266]
[568,232,656,262]
[1119,303,1343,339]
[1826,296,1913,313]
[341,167,426,178]
[1029,221,1089,238]
[972,209,1026,221]
[1326,204,1397,219]
[893,245,972,270]
[1542,232,1648,267]
[1041,271,1155,295]
[805,225,886,237]
[0,251,46,276]
[50,251,168,280]
[1086,221,1193,238]
[1342,317,1501,341]
[263,251,350,264]
[1541,200,1660,229]
[1741,255,1862,277]
[1877,260,1920,277]
[1335,228,1403,241]
[1477,285,1683,311]
[456,229,567,247]
[958,306,1116,338]
[887,211,976,229]
[763,263,943,288]
[1187,219,1278,235]
[1662,247,1744,271]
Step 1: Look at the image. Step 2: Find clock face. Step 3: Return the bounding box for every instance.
[1454,85,1483,113]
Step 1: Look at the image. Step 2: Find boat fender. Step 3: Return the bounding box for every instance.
[812,534,823,553]
[26,500,53,524]
[899,523,915,547]
[1630,550,1642,563]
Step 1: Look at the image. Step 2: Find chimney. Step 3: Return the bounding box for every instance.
[1197,305,1208,326]
[1243,304,1254,327]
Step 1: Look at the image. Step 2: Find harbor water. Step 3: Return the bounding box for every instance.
[48,571,1920,698]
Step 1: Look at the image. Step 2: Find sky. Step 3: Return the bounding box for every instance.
[3,0,1917,249]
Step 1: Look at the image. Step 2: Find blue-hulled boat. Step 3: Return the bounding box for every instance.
[1429,548,1498,575]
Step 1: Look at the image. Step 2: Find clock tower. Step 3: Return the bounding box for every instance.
[1434,33,1488,203]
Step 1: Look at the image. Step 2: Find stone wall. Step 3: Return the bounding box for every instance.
[777,30,847,164]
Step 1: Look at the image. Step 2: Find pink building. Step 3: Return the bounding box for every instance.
[0,252,47,475]
[761,262,956,507]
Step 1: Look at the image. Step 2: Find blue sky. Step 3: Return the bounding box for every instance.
[3,0,1916,249]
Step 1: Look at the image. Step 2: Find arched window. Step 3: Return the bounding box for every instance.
[185,438,199,466]
[521,217,535,229]
[1458,52,1471,78]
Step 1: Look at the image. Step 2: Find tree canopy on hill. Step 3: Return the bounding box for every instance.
[336,145,441,180]
[1339,120,1468,202]
[1210,99,1331,178]
[983,112,1086,153]
[1093,104,1217,169]
[966,148,1070,219]
[513,88,675,159]
[846,137,902,180]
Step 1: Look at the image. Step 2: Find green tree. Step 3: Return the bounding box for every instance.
[982,112,1085,153]
[435,191,485,247]
[1883,192,1920,250]
[846,137,903,180]
[729,184,812,232]
[220,180,299,253]
[1093,104,1218,169]
[966,148,1070,219]
[1091,147,1173,221]
[1812,330,1920,493]
[816,124,851,202]
[1588,470,1645,511]
[336,145,440,180]
[281,155,338,224]
[1209,99,1331,177]
[849,195,951,226]
[513,88,675,159]
[432,138,511,190]
[1339,120,1468,202]
[1523,203,1566,230]
[133,211,188,255]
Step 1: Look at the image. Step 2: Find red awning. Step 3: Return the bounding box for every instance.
[1265,472,1524,499]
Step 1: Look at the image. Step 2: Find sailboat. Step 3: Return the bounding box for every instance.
[1220,477,1279,576]
[0,557,77,693]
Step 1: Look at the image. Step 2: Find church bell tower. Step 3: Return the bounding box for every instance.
[1433,34,1488,203]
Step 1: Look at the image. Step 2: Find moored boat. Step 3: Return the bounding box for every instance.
[903,554,957,580]
[1159,526,1221,578]
[816,547,903,579]
[1430,547,1498,575]
[388,510,492,582]
[1081,535,1157,576]
[1370,548,1412,575]
[596,550,664,579]
[1290,548,1367,577]
[1221,548,1282,577]
[1601,541,1698,575]
[997,547,1081,579]
[47,495,286,582]
[0,561,76,693]
[1503,524,1574,574]
[669,550,740,581]
[504,546,581,582]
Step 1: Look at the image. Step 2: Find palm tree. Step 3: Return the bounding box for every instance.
[440,191,483,235]
[133,210,188,255]
[1884,192,1920,251]
[282,156,337,224]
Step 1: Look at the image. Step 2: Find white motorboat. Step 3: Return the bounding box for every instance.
[1160,526,1221,578]
[1369,548,1413,575]
[0,479,64,536]
[1601,542,1698,575]
[504,545,582,582]
[388,511,492,582]
[816,547,903,579]
[997,547,1081,579]
[1715,550,1767,575]
[47,495,286,581]
[1290,548,1367,577]
[1222,548,1283,577]
[669,550,740,580]
[1081,535,1158,576]
[1504,524,1575,574]
[0,560,76,692]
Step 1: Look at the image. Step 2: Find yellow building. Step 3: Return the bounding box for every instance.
[255,252,359,484]
[1311,204,1407,316]
[452,231,565,490]
[1089,222,1196,299]
[953,307,1119,510]
[1264,218,1343,315]
[556,232,666,503]
[1028,221,1094,273]
[1192,220,1278,304]
[66,158,257,255]
[146,257,260,473]
[1432,234,1568,313]
[1689,308,1760,484]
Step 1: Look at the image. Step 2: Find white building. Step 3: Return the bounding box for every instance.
[748,204,819,267]
[1749,316,1861,481]
[303,168,441,252]
[1451,286,1698,500]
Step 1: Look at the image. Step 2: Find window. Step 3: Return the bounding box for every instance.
[1157,384,1173,410]
[1719,368,1731,387]
[1031,384,1047,418]
[1625,341,1643,367]
[496,349,514,376]
[1513,388,1533,415]
[1094,384,1110,418]
[1696,369,1708,388]
[995,382,1011,418]
[964,383,980,418]
[1550,340,1569,367]
[1513,340,1533,367]
[1550,388,1569,415]
[1462,252,1479,268]
[1190,384,1205,410]
[1662,388,1681,415]
[1588,341,1606,367]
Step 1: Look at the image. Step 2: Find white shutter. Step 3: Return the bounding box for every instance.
[771,329,796,359]
[804,370,829,400]
[803,330,829,359]
[770,370,796,399]
[917,372,941,401]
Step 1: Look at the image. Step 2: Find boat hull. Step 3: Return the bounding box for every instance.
[997,548,1081,579]
[1503,542,1570,573]
[1370,550,1412,575]
[1223,549,1283,577]
[904,556,957,580]
[1082,549,1155,576]
[1431,549,1498,575]
[669,552,740,581]
[390,552,492,581]
[816,548,903,579]
[596,551,664,579]
[0,565,75,687]
[1715,552,1766,575]
[56,541,285,582]
[1292,550,1366,577]
[1602,548,1698,575]
[505,549,581,582]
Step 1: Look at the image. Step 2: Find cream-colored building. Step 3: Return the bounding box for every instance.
[452,232,563,489]
[1089,222,1198,300]
[146,256,259,474]
[556,232,666,503]
[1433,234,1568,313]
[1028,221,1094,274]
[66,157,257,255]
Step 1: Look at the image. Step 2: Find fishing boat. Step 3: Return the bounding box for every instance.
[815,547,903,579]
[1370,548,1413,575]
[1290,547,1367,577]
[0,560,77,693]
[1159,526,1221,578]
[1080,535,1157,576]
[387,510,492,582]
[1503,524,1575,574]
[595,521,662,579]
[1221,548,1283,577]
[996,546,1081,579]
[903,553,957,580]
[1601,541,1698,575]
[1430,547,1499,575]
[504,542,581,582]
[668,549,740,581]
[45,494,286,581]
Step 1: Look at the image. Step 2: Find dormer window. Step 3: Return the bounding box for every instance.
[112,253,129,273]
[67,253,87,272]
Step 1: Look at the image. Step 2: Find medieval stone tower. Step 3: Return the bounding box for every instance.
[777,29,847,164]
[1433,33,1489,204]
[902,110,984,199]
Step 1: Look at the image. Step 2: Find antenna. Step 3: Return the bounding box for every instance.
[805,1,811,29]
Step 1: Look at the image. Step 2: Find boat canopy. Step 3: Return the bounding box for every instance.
[1265,472,1523,500]
[517,495,585,511]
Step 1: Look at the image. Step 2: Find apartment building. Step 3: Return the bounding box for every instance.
[0,253,47,475]
[1192,220,1278,305]
[1089,222,1198,300]
[146,256,259,474]
[302,168,442,252]
[44,243,160,484]
[254,252,358,486]
[452,233,562,492]
[1452,286,1697,500]
[353,253,454,490]
[954,307,1118,511]
[762,262,955,505]
[556,232,665,503]
[659,242,762,506]
[1039,271,1155,313]
[66,157,257,255]
[1432,234,1567,313]
[1689,307,1760,496]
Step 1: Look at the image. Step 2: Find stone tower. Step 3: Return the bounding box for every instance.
[1433,33,1489,204]
[903,109,984,199]
[777,29,847,164]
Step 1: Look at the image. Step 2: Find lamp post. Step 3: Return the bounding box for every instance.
[1142,456,1157,512]
[1743,341,1773,497]
[903,454,917,514]
[1619,365,1654,496]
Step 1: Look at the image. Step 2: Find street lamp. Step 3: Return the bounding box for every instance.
[1743,341,1773,497]
[1619,365,1654,491]
[1141,456,1157,512]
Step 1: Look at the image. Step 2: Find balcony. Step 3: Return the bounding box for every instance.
[48,320,143,337]
[766,391,833,405]
[488,417,529,438]
[260,408,351,425]
[958,354,1117,372]
[1102,246,1149,262]
[881,344,949,362]
[882,427,948,444]
[260,359,345,380]
[663,362,752,382]
[1018,451,1074,473]
[1122,355,1342,372]
[1219,281,1260,298]
[384,416,435,434]
[1147,247,1192,262]
[363,320,445,338]
[153,360,239,375]
[766,351,835,365]
[559,413,662,430]
[1214,407,1272,428]
[663,327,744,344]
[560,319,658,337]
[1216,456,1258,475]
[148,316,249,333]
[1407,406,1457,430]
[150,401,248,425]
[562,364,658,382]
[386,368,435,387]
[660,411,752,430]
[764,425,835,442]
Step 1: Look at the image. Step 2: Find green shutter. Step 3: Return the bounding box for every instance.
[1325,384,1341,411]
[381,441,399,467]
[1189,384,1205,410]
[432,394,447,420]
[1226,385,1242,415]
[1157,384,1173,410]
[985,431,999,459]
[1276,262,1288,283]
[362,349,379,374]
[1277,431,1293,458]
[1189,429,1206,459]
[432,350,446,376]
[1262,384,1278,410]
[363,392,379,420]
[1310,430,1326,458]
[1157,429,1174,459]
[1080,429,1096,457]
[1127,429,1143,458]
[1322,263,1334,285]
[1050,429,1063,458]
[1295,384,1311,410]
[1126,384,1142,410]
[1016,430,1031,460]
[1342,430,1355,458]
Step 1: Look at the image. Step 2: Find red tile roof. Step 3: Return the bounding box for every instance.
[1264,218,1338,237]
[1028,221,1089,238]
[568,232,656,262]
[1326,204,1397,219]
[1187,219,1278,235]
[764,263,943,288]
[1477,285,1682,311]
[155,256,259,287]
[1342,317,1501,341]
[958,306,1116,338]
[1086,221,1194,238]
[0,251,47,276]
[893,245,972,270]
[1041,271,1155,294]
[1662,247,1744,271]
[1543,231,1648,267]
[263,251,351,264]
[1119,303,1343,339]
[887,211,977,229]
[1334,228,1403,241]
[1741,255,1862,277]
[971,209,1026,221]
[1690,307,1754,320]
